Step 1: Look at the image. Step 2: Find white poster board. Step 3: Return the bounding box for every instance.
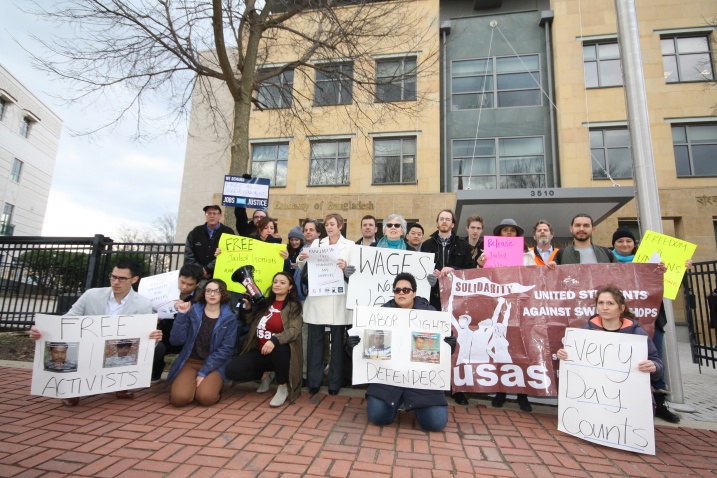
[138,270,180,319]
[346,246,435,309]
[349,306,451,391]
[557,327,655,455]
[31,313,157,398]
[306,244,345,296]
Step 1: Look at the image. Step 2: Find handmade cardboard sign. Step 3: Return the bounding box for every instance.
[214,234,286,294]
[138,270,180,319]
[483,236,525,267]
[349,306,451,391]
[31,313,157,398]
[558,327,655,455]
[346,246,435,308]
[305,244,345,296]
[634,230,696,300]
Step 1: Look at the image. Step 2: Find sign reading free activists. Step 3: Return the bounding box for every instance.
[31,314,157,398]
[439,263,664,396]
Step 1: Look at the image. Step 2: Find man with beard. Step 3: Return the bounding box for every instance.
[421,209,473,406]
[531,220,559,266]
[548,214,615,266]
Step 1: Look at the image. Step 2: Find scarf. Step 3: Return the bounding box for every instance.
[376,236,406,250]
[612,250,635,263]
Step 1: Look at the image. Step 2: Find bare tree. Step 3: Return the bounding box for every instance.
[26,0,439,205]
[115,213,178,243]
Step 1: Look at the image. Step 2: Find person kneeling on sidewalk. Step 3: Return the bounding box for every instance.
[225,272,303,407]
[348,273,455,432]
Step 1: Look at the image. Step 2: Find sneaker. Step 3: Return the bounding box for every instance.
[655,404,681,423]
[270,386,288,407]
[652,388,670,396]
[257,372,274,394]
[151,378,162,385]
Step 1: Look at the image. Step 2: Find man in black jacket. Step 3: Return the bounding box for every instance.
[421,209,474,309]
[184,205,235,279]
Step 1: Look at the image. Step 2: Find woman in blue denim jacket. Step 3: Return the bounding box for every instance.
[168,279,238,406]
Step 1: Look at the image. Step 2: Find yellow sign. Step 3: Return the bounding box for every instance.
[634,230,696,300]
[214,234,286,294]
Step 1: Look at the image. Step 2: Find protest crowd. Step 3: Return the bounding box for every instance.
[29,198,688,436]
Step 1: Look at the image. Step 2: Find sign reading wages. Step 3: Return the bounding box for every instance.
[346,246,435,309]
[31,313,157,398]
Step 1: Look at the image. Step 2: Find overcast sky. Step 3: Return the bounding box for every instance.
[1,1,186,238]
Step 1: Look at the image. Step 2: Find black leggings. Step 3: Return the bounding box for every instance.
[225,344,291,385]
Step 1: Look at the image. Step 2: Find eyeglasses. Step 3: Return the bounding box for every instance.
[393,287,414,294]
[205,212,221,216]
[205,288,221,296]
[109,274,132,283]
[438,217,453,222]
[385,223,401,229]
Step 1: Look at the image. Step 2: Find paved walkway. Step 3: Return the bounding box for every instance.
[1,342,717,477]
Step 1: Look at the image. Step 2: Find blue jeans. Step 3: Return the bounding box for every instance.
[652,328,666,390]
[366,395,447,432]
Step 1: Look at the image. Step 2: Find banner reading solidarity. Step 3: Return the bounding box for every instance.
[346,245,435,309]
[214,234,286,294]
[439,263,664,396]
[558,327,655,455]
[349,306,452,391]
[31,313,157,398]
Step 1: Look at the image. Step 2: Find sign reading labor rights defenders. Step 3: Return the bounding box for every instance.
[31,313,157,398]
[221,175,271,209]
[349,306,452,391]
[214,233,286,294]
[440,263,664,396]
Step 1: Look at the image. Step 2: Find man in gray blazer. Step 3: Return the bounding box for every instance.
[30,259,161,406]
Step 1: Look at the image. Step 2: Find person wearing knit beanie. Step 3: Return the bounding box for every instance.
[611,227,637,261]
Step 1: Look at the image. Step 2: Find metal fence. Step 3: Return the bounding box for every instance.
[682,260,717,369]
[0,235,184,330]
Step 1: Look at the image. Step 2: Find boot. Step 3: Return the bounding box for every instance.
[654,393,680,423]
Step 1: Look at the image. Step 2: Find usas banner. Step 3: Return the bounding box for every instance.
[439,263,664,396]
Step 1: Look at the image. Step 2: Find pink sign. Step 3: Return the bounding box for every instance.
[482,235,524,268]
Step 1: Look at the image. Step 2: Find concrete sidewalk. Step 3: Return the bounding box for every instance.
[1,341,716,477]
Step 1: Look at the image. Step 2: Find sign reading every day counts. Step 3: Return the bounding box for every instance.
[349,306,452,391]
[558,328,655,455]
[31,313,157,398]
[214,234,286,294]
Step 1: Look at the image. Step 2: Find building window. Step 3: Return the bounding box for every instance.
[315,63,353,106]
[376,58,417,102]
[451,55,541,110]
[583,42,623,88]
[309,140,350,186]
[0,98,6,121]
[617,219,640,240]
[661,35,714,83]
[10,159,23,183]
[672,124,717,177]
[20,117,33,138]
[251,143,288,186]
[257,69,294,109]
[373,137,416,184]
[451,136,545,190]
[590,128,632,179]
[0,203,14,236]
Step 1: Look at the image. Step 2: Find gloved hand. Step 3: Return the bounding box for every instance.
[242,173,252,179]
[344,265,356,278]
[347,335,361,350]
[443,335,456,354]
[427,273,438,287]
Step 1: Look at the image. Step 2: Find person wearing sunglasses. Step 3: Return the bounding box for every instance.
[348,272,455,431]
[167,279,238,407]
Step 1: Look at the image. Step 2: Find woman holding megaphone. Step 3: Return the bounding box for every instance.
[225,271,303,407]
